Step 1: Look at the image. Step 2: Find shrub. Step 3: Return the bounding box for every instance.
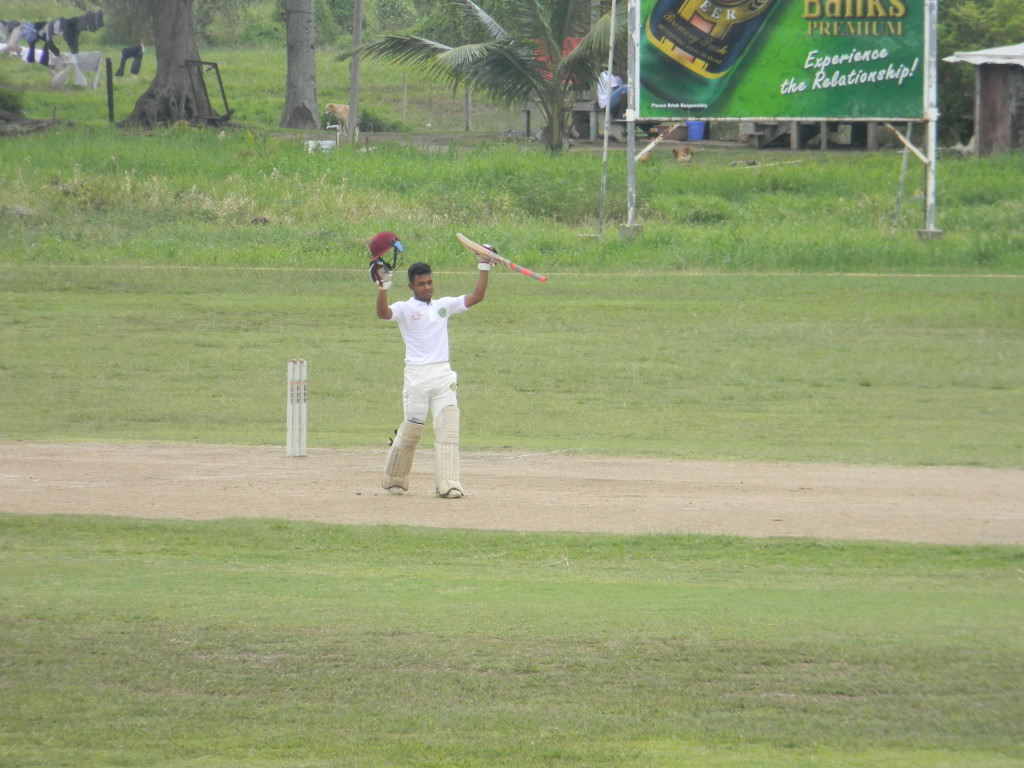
[0,86,23,114]
[356,107,403,132]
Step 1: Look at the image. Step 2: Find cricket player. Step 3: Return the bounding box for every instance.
[369,231,493,498]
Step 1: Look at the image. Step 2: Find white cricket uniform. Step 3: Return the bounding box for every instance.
[388,295,469,424]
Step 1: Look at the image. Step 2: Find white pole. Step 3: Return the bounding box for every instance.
[626,0,639,229]
[920,0,942,238]
[597,0,618,241]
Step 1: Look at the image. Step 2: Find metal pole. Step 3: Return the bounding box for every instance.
[626,0,638,230]
[920,0,942,238]
[597,0,618,241]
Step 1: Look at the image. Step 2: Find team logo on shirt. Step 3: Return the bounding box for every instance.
[438,308,448,318]
[411,312,422,322]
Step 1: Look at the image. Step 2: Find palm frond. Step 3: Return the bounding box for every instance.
[568,5,627,64]
[342,0,619,149]
[338,35,452,68]
[450,0,508,41]
[562,6,628,89]
[448,41,549,108]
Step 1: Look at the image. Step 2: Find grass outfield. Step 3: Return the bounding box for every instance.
[1,514,1022,768]
[2,264,1022,466]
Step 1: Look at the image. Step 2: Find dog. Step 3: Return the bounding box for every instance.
[325,103,350,138]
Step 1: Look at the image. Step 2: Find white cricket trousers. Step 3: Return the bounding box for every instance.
[403,362,458,425]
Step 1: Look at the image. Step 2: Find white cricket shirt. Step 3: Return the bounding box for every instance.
[388,295,469,365]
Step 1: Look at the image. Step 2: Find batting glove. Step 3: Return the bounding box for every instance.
[370,257,394,289]
[477,244,499,266]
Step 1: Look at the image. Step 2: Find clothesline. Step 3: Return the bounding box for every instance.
[1,11,147,91]
[1,10,104,60]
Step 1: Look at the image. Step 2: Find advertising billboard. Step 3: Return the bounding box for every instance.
[637,0,927,120]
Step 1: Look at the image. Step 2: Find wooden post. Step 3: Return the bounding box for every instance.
[105,57,114,122]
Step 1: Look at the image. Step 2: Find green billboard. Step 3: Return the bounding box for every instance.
[637,0,926,120]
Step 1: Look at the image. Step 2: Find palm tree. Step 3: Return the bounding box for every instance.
[339,0,625,151]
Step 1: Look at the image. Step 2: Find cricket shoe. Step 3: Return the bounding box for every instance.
[437,487,464,499]
[385,486,406,495]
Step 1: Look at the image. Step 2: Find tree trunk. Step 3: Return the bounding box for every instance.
[538,85,573,152]
[121,0,222,129]
[280,0,318,130]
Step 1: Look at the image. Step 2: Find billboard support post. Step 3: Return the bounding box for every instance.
[625,0,639,235]
[920,0,943,239]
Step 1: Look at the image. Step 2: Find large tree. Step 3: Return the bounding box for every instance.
[280,0,320,129]
[121,0,230,129]
[340,0,623,151]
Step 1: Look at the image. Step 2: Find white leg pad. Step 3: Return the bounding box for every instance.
[383,420,424,493]
[434,405,463,498]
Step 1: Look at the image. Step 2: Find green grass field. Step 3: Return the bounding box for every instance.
[2,515,1022,768]
[3,264,1022,466]
[2,24,1023,768]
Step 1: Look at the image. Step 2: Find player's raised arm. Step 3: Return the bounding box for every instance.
[465,253,491,308]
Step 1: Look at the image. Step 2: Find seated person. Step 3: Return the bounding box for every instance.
[597,70,629,118]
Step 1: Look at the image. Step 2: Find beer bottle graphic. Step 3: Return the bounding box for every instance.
[642,0,781,109]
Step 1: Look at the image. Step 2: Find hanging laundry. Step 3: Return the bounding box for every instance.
[22,22,44,63]
[62,16,80,53]
[18,21,37,44]
[62,11,103,54]
[83,10,103,33]
[41,19,61,58]
[1,20,19,43]
[116,43,144,76]
[50,50,103,89]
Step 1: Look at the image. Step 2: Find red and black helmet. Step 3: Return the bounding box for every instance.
[368,231,403,263]
[368,231,404,286]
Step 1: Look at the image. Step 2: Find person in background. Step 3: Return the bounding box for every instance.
[597,69,629,118]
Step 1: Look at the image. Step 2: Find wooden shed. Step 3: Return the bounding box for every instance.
[944,43,1024,156]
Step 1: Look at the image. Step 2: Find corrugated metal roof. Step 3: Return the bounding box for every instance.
[944,42,1024,67]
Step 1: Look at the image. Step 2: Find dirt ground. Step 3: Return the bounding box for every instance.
[3,442,1022,546]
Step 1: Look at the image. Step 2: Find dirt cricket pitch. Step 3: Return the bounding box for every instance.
[2,441,1022,546]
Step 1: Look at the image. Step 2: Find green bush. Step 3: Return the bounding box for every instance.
[0,85,22,114]
[355,106,404,132]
